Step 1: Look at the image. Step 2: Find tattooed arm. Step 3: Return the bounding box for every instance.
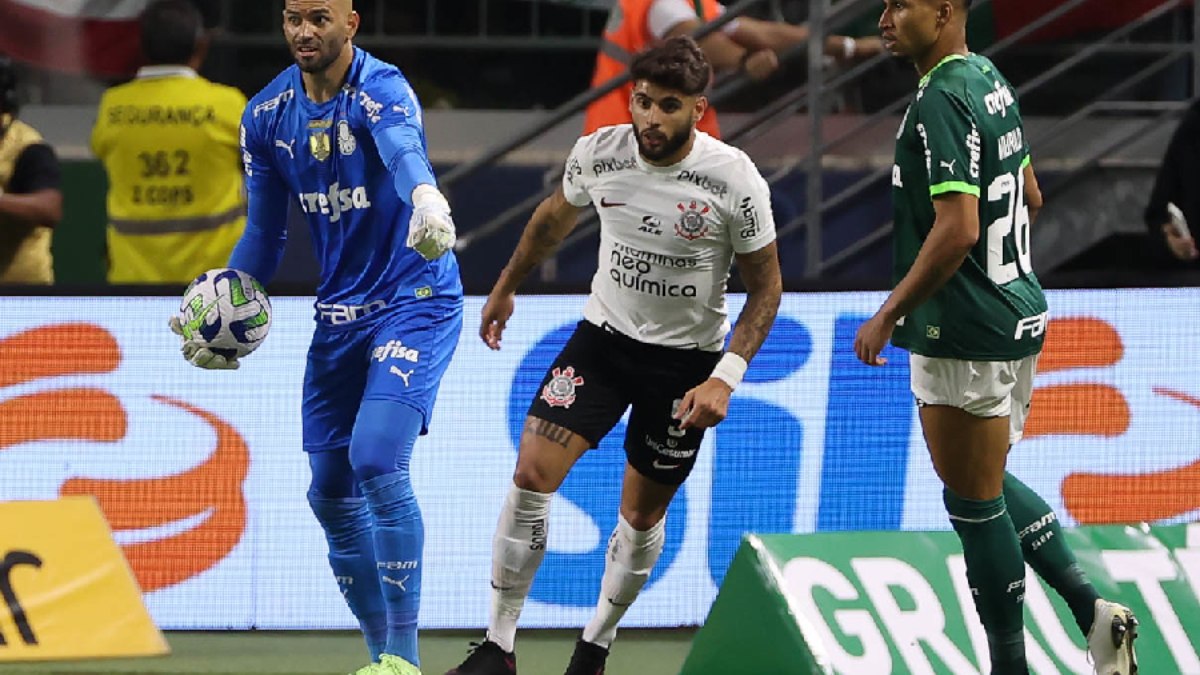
[676,241,782,430]
[480,186,583,349]
[494,186,581,296]
[727,241,783,363]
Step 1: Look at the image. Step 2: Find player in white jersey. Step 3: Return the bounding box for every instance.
[446,36,781,675]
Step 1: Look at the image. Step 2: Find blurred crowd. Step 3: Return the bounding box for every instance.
[0,0,1195,286]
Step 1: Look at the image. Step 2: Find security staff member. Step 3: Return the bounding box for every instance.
[92,0,247,283]
[0,55,62,284]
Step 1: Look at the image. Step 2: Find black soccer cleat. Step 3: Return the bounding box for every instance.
[563,638,609,675]
[445,640,516,675]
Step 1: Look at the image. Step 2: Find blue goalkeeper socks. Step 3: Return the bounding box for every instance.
[306,492,388,660]
[362,471,424,665]
[354,400,425,666]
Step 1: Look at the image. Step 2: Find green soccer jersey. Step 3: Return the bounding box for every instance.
[891,53,1048,360]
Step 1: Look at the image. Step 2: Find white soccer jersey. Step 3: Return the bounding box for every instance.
[562,125,776,351]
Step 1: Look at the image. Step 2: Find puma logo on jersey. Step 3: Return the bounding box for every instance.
[389,366,414,386]
[939,159,957,175]
[381,575,410,591]
[275,139,296,159]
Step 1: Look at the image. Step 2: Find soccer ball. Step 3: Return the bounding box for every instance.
[176,268,272,358]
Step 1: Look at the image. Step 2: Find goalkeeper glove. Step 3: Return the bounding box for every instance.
[168,316,240,370]
[407,184,456,260]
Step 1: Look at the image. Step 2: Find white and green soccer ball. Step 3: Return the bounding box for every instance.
[176,268,272,358]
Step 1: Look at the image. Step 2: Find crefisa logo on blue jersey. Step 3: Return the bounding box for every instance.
[373,339,420,364]
[298,182,372,223]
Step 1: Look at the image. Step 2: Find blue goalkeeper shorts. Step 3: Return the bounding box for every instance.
[302,298,463,453]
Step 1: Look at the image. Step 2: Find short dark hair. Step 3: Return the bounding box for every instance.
[629,36,711,97]
[140,0,203,66]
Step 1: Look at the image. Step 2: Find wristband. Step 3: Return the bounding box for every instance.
[412,184,449,210]
[710,352,748,390]
[843,36,857,60]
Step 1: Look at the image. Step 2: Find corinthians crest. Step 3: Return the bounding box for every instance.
[675,200,711,240]
[541,366,585,408]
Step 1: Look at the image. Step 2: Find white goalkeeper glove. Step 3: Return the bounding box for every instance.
[168,316,240,370]
[407,184,456,261]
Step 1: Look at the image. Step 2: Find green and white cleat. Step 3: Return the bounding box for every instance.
[351,655,423,675]
[377,654,423,675]
[1086,599,1139,675]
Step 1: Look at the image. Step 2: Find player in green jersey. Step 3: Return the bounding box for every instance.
[854,0,1139,673]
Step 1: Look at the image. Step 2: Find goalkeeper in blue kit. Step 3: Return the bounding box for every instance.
[169,1,462,674]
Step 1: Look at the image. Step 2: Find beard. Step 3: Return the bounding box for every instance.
[292,39,343,73]
[633,122,692,162]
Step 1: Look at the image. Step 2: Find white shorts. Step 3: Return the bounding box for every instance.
[909,354,1040,445]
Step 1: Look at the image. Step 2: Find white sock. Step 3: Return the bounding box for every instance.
[487,484,552,653]
[581,514,666,649]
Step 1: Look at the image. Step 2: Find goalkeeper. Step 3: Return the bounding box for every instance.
[170,1,462,674]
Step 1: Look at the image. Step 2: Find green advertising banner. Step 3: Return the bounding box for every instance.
[685,524,1200,675]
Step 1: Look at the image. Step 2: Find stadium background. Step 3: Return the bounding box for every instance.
[1,0,1200,673]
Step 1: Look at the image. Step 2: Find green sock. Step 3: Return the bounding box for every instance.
[1003,472,1099,635]
[944,489,1028,674]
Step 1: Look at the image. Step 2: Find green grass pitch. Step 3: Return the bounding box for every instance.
[3,629,695,675]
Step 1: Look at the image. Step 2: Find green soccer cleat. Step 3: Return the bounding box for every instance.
[350,661,382,675]
[351,654,422,675]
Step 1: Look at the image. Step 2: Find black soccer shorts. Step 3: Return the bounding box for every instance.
[526,320,721,486]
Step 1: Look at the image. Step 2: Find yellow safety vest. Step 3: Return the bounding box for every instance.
[92,67,248,283]
[0,119,54,284]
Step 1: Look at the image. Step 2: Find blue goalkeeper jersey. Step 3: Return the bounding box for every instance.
[232,47,462,326]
